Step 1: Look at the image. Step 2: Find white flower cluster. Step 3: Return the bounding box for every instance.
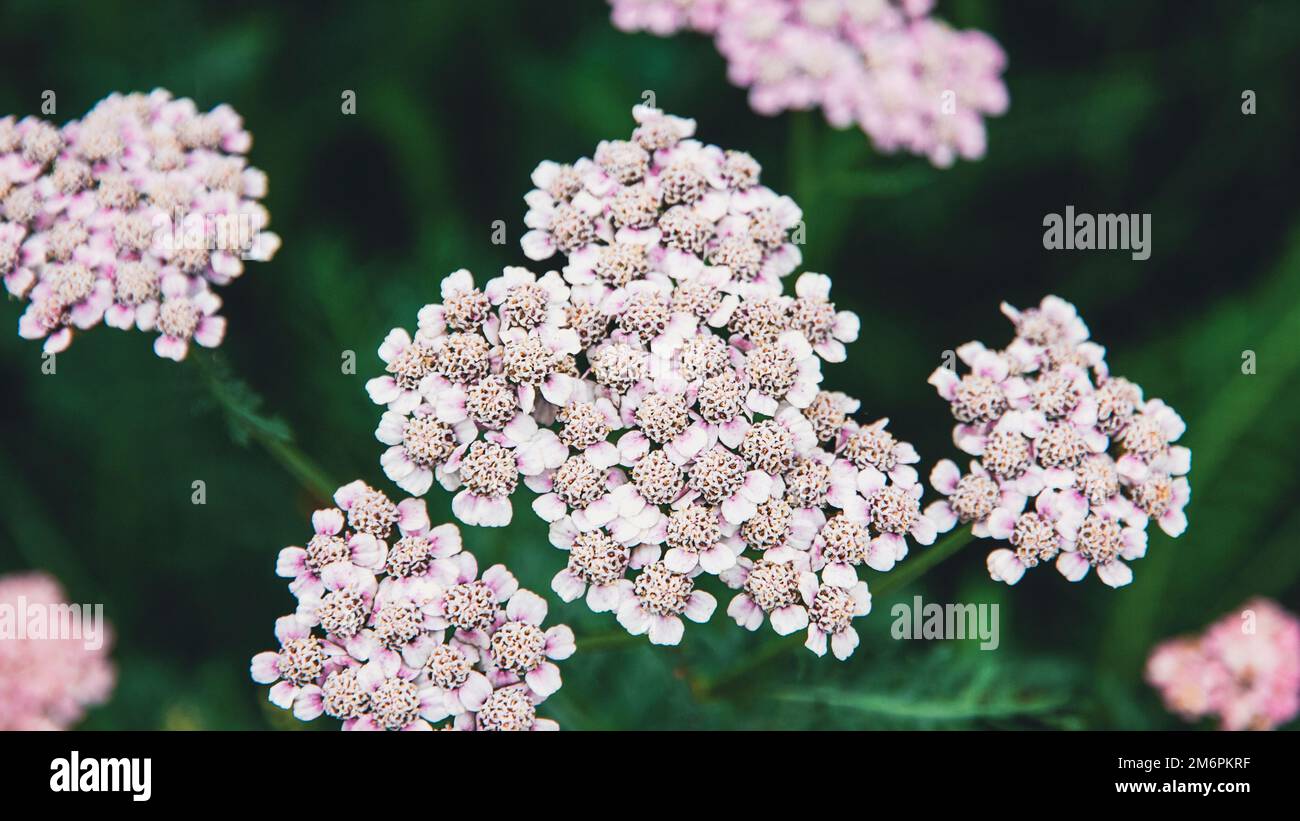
[365,107,946,659]
[2,90,279,361]
[251,480,572,730]
[927,296,1192,588]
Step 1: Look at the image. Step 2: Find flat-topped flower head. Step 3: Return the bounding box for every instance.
[3,91,278,360]
[17,262,112,354]
[685,444,767,523]
[295,563,378,643]
[451,415,566,527]
[838,416,920,487]
[804,390,859,444]
[419,642,491,721]
[557,398,619,452]
[694,369,749,433]
[318,667,369,723]
[588,339,648,395]
[433,331,493,385]
[426,553,518,645]
[788,273,859,362]
[346,107,955,658]
[1126,471,1190,538]
[930,296,1191,591]
[486,266,570,334]
[813,513,871,587]
[384,523,463,580]
[255,512,568,731]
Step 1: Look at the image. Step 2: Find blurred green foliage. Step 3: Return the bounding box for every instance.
[1,0,1297,730]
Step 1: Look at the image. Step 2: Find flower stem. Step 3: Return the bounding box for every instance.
[577,629,644,652]
[189,350,338,502]
[693,525,975,701]
[873,524,975,599]
[254,435,340,502]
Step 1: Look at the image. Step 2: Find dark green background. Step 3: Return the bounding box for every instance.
[2,0,1297,730]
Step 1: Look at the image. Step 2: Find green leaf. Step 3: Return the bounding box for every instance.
[770,645,1086,729]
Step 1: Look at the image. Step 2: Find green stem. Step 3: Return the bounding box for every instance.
[189,350,338,501]
[873,524,974,599]
[255,435,339,502]
[578,630,644,652]
[694,525,975,701]
[788,111,820,222]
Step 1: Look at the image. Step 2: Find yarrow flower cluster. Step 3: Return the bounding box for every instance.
[607,0,1009,167]
[0,572,115,730]
[926,295,1192,589]
[1,90,280,360]
[367,106,943,660]
[251,480,573,730]
[1146,599,1300,731]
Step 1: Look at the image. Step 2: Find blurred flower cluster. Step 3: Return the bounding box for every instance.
[366,106,944,659]
[926,295,1192,588]
[0,572,115,730]
[607,0,1008,166]
[251,481,572,730]
[1,90,279,361]
[1146,599,1300,730]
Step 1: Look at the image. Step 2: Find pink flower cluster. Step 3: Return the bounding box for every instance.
[926,295,1192,589]
[608,0,1009,167]
[0,572,115,730]
[1,90,280,361]
[366,107,943,659]
[251,480,573,731]
[1147,599,1300,730]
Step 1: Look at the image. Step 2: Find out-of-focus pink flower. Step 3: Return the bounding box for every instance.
[1147,599,1300,731]
[0,572,115,730]
[608,0,1009,166]
[609,0,727,36]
